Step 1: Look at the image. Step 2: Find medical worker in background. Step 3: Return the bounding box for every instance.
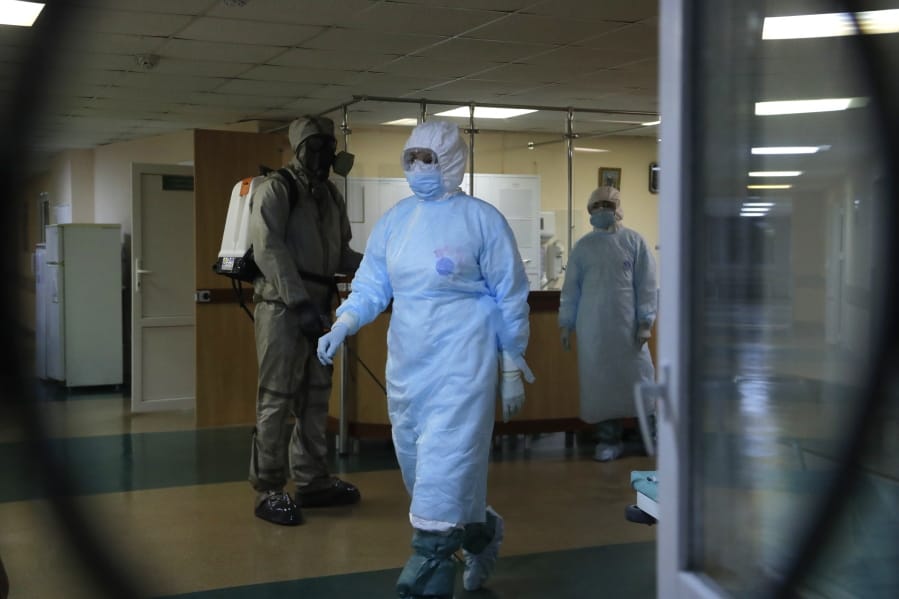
[317,120,533,599]
[559,186,657,461]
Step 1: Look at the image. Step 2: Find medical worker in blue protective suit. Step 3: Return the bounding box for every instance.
[559,186,657,462]
[316,120,534,599]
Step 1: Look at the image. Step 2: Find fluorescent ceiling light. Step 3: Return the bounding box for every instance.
[751,146,823,155]
[574,147,609,153]
[749,171,802,177]
[741,207,770,212]
[755,97,866,115]
[740,212,766,217]
[641,120,661,126]
[382,118,418,126]
[434,107,537,119]
[0,0,44,26]
[743,202,774,207]
[762,10,899,39]
[747,184,793,189]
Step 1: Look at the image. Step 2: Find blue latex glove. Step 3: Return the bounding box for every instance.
[500,352,525,422]
[317,322,348,366]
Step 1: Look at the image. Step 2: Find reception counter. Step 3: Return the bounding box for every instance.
[327,290,657,440]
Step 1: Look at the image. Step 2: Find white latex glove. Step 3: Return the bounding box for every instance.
[500,352,525,422]
[317,322,348,365]
[560,327,572,351]
[636,323,652,348]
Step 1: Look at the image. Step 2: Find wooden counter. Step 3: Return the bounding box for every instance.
[327,290,658,439]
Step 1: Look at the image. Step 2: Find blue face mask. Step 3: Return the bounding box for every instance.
[407,170,444,201]
[590,210,617,229]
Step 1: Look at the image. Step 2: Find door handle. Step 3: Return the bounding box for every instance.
[135,260,153,290]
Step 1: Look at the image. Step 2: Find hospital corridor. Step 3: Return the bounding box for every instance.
[2,0,898,598]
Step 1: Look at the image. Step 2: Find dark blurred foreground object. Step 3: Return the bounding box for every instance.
[0,552,9,599]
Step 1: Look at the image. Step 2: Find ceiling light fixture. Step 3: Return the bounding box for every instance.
[641,120,661,126]
[0,0,44,26]
[434,107,537,119]
[747,184,793,189]
[762,9,899,39]
[574,147,609,153]
[755,97,866,115]
[751,146,823,155]
[743,202,774,207]
[749,171,802,177]
[382,118,418,126]
[740,212,766,217]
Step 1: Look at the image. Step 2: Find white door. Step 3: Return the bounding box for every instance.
[131,164,195,412]
[657,0,892,597]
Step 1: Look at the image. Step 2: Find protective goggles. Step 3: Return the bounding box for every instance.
[402,148,439,169]
[588,199,617,213]
[302,134,337,153]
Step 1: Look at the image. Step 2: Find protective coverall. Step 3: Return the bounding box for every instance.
[558,188,657,426]
[248,116,363,522]
[318,120,532,597]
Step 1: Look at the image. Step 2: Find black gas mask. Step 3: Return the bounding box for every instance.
[297,134,337,181]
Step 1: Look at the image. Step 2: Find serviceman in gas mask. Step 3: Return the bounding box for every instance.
[248,115,363,526]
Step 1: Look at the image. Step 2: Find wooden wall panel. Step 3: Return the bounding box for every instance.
[194,129,289,427]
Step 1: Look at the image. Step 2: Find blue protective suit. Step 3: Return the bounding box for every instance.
[558,225,657,423]
[335,121,531,529]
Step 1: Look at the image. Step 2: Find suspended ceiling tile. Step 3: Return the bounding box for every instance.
[271,48,397,72]
[463,14,619,45]
[524,46,650,72]
[175,17,326,47]
[240,64,359,85]
[0,26,34,48]
[148,58,250,78]
[95,85,201,101]
[470,62,569,84]
[207,0,377,26]
[416,78,525,99]
[528,0,658,22]
[186,92,297,110]
[67,8,194,36]
[114,72,229,92]
[350,72,449,97]
[413,38,556,63]
[57,52,137,71]
[215,78,317,98]
[575,22,658,52]
[303,28,445,54]
[377,55,497,79]
[156,38,284,64]
[60,0,213,15]
[296,83,354,101]
[342,3,508,37]
[405,0,542,11]
[58,32,165,55]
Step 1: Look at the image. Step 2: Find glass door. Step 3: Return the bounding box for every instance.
[657,0,898,596]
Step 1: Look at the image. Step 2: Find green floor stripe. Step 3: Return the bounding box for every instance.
[157,542,656,599]
[0,428,400,503]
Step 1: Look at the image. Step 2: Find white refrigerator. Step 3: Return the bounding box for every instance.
[42,224,123,387]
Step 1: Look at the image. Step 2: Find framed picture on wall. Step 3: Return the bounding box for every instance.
[598,167,622,189]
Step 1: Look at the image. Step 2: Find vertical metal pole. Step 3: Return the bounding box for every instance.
[419,101,427,124]
[338,105,351,456]
[468,103,476,195]
[566,108,575,256]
